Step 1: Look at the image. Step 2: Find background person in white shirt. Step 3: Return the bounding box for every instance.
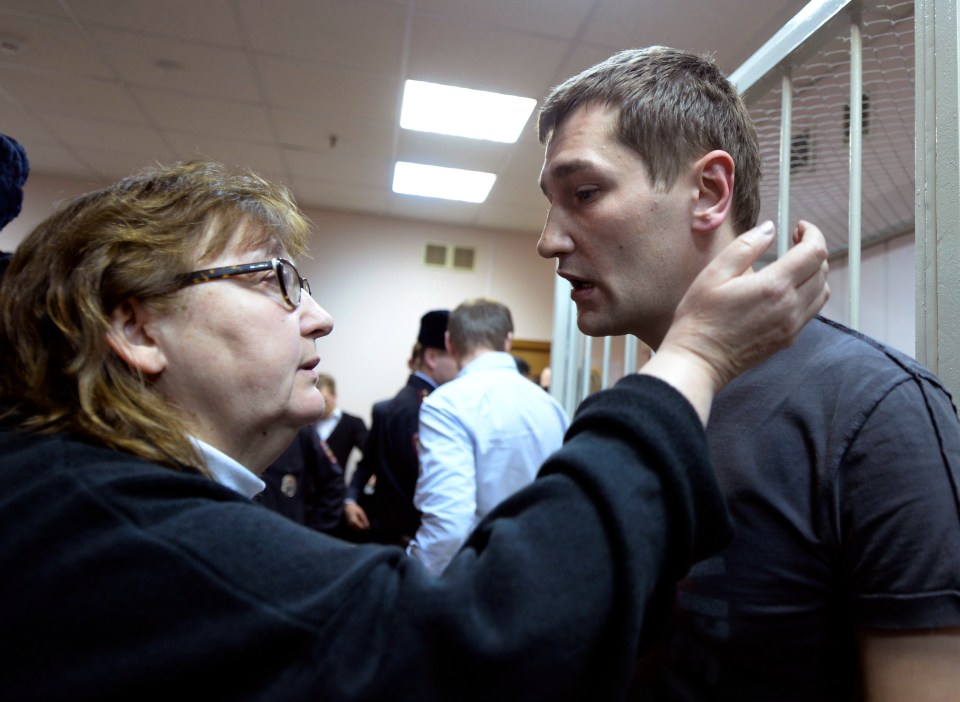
[407,298,570,574]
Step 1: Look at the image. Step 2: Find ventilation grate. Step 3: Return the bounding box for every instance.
[424,243,447,267]
[423,242,476,271]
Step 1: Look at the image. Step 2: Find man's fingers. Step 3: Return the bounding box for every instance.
[795,262,831,322]
[759,220,828,293]
[698,220,776,287]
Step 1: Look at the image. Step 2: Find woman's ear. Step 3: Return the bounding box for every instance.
[105,299,167,375]
[691,150,735,233]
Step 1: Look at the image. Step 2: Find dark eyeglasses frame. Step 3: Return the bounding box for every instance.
[179,257,311,309]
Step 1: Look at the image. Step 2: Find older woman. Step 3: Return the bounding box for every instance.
[0,161,827,701]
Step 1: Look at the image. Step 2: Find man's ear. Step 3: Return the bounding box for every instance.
[504,331,513,353]
[691,150,735,233]
[105,299,167,375]
[423,346,439,371]
[444,330,454,357]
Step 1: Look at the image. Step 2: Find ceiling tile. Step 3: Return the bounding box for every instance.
[236,0,406,70]
[0,67,138,119]
[406,15,569,96]
[40,112,170,154]
[255,55,398,121]
[582,0,811,73]
[285,147,394,188]
[411,0,596,41]
[71,144,180,181]
[64,0,245,47]
[0,11,112,77]
[291,175,392,215]
[164,132,287,176]
[132,87,274,141]
[90,28,261,101]
[271,108,395,156]
[0,1,69,18]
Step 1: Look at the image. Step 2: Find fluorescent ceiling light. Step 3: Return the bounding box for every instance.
[392,162,496,203]
[401,79,536,143]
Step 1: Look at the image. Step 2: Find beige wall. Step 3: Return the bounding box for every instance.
[3,172,556,426]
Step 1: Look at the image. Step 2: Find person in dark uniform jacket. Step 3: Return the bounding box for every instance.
[315,373,368,468]
[344,310,458,546]
[259,373,368,537]
[258,424,347,535]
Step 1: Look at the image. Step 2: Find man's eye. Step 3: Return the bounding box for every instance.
[575,188,597,202]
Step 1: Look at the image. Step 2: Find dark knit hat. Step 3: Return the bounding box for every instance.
[0,134,29,231]
[417,310,449,350]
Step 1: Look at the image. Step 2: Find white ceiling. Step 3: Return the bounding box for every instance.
[0,0,813,236]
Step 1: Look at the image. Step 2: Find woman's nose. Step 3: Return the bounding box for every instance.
[300,292,334,339]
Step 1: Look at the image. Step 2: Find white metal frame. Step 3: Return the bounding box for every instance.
[915,0,960,400]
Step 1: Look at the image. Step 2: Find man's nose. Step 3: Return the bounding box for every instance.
[537,208,573,260]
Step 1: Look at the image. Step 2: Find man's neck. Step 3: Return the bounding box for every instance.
[456,346,497,370]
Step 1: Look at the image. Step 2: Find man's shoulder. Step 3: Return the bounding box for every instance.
[375,381,430,420]
[422,360,493,404]
[747,316,943,385]
[718,315,955,419]
[420,377,459,408]
[424,357,565,417]
[379,377,428,403]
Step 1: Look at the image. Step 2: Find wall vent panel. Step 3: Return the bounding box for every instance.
[423,242,476,271]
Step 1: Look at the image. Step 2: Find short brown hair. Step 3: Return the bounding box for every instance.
[316,374,336,394]
[0,161,311,472]
[448,299,513,356]
[538,46,762,233]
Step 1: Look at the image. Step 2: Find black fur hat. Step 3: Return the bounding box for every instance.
[0,134,29,231]
[417,310,450,350]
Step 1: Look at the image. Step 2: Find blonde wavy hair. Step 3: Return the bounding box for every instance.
[0,161,311,471]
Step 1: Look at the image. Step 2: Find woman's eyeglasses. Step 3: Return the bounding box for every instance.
[179,257,311,309]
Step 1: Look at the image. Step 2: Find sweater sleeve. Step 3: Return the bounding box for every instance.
[248,374,733,701]
[0,375,731,702]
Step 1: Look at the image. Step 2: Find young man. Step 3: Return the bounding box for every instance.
[407,298,569,574]
[344,310,457,545]
[537,46,960,701]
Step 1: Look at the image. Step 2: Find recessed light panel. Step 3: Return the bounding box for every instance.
[392,162,496,203]
[400,80,536,143]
